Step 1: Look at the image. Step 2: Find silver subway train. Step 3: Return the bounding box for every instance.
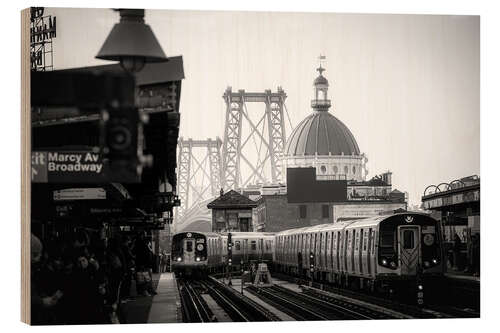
[274,213,444,291]
[171,231,275,275]
[171,231,223,275]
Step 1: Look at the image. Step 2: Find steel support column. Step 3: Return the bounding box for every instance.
[222,87,244,190]
[175,138,192,218]
[222,87,287,189]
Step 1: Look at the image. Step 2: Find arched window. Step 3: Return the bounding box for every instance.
[352,166,356,174]
[320,165,327,174]
[318,89,325,100]
[344,166,349,174]
[333,166,338,174]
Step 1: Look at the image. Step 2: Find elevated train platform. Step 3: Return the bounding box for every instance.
[120,273,181,324]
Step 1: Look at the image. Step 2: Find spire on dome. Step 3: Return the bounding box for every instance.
[317,54,326,75]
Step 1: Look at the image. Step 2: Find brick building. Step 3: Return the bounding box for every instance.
[253,173,406,232]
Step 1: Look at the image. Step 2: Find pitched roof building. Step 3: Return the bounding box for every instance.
[207,189,258,232]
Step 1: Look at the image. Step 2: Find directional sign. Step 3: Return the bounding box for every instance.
[53,188,106,201]
[31,150,140,183]
[32,150,104,183]
[32,151,48,182]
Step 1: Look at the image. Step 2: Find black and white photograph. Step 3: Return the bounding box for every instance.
[20,3,484,327]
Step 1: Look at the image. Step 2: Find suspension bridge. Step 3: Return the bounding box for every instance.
[174,86,292,232]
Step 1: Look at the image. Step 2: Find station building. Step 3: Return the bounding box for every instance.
[421,175,480,242]
[207,189,258,232]
[251,63,407,232]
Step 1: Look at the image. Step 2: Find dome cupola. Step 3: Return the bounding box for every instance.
[311,63,331,111]
[283,56,367,182]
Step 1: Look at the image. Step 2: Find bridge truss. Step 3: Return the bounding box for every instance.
[175,87,290,228]
[175,138,223,220]
[222,87,288,189]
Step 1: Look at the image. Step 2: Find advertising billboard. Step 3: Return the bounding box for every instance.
[287,167,347,203]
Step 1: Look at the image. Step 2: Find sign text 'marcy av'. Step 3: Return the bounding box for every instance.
[32,151,107,183]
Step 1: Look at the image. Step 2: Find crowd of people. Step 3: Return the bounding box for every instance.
[31,228,161,325]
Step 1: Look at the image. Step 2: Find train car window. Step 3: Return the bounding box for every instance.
[186,240,193,252]
[319,233,322,265]
[363,230,368,251]
[403,230,415,249]
[367,228,372,274]
[313,233,317,255]
[336,231,341,270]
[344,230,349,270]
[371,230,376,254]
[351,230,356,271]
[367,229,372,253]
[235,241,241,251]
[326,233,330,266]
[359,229,364,273]
[329,232,333,268]
[251,241,257,251]
[305,234,308,255]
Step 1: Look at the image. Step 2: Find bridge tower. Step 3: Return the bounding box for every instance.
[222,87,288,190]
[175,137,223,220]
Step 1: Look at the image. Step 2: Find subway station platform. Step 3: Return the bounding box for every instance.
[120,273,181,324]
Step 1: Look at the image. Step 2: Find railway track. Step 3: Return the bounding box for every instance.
[272,273,479,319]
[203,277,280,322]
[178,277,280,322]
[247,284,396,320]
[177,279,216,323]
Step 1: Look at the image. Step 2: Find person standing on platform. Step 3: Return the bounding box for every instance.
[134,232,157,296]
[120,236,135,301]
[158,251,164,273]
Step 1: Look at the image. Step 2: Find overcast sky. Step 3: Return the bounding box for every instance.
[47,8,479,205]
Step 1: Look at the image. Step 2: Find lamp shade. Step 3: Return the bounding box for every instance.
[96,9,167,65]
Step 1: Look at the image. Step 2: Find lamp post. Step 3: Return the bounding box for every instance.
[96,9,168,73]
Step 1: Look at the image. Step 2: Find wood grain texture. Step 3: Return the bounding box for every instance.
[20,7,31,325]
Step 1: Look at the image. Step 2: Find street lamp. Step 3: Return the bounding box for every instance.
[96,9,168,73]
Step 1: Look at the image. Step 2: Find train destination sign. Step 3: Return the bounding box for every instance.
[32,151,106,183]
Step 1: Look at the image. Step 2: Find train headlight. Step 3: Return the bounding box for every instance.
[177,257,182,262]
[424,261,430,267]
[432,258,438,264]
[196,257,201,262]
[382,259,388,266]
[228,258,232,263]
[418,284,424,290]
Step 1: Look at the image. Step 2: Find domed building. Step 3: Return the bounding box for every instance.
[245,60,407,233]
[283,64,367,182]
